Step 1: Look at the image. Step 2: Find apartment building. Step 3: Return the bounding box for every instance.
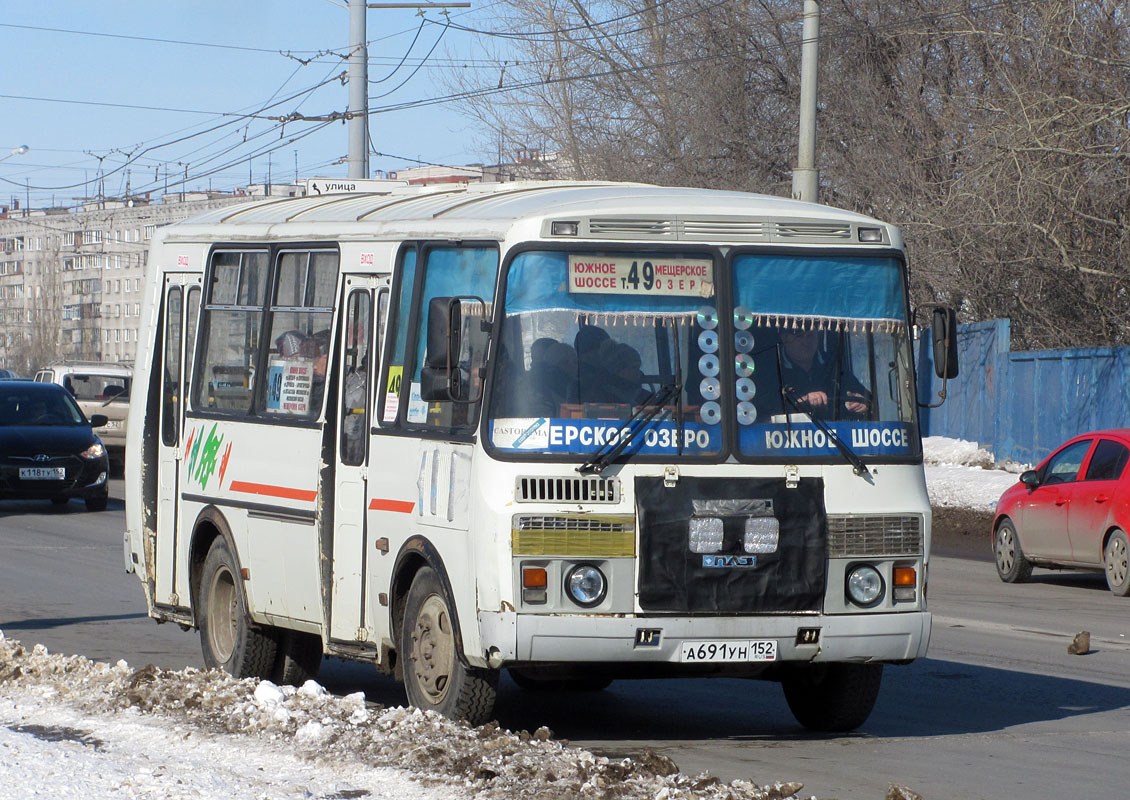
[0,187,294,375]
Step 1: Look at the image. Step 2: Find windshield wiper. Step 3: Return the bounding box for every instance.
[775,343,871,478]
[577,382,680,475]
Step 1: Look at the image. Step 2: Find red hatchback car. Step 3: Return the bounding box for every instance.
[993,430,1130,595]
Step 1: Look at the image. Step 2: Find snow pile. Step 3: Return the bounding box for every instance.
[922,437,1025,510]
[0,633,807,800]
[922,436,995,468]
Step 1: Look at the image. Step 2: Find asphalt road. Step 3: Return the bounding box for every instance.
[3,481,1129,799]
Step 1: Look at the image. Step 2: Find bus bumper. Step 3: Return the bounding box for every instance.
[478,610,930,665]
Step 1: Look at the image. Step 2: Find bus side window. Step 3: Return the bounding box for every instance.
[339,289,372,465]
[262,250,337,418]
[378,247,418,427]
[193,251,268,413]
[161,286,183,446]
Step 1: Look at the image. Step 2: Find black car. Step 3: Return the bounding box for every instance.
[0,382,111,511]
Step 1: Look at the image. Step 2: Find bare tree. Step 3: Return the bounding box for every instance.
[451,0,1130,347]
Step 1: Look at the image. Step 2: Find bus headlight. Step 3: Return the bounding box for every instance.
[846,564,884,607]
[564,564,606,608]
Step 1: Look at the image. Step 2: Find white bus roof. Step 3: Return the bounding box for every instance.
[163,181,896,246]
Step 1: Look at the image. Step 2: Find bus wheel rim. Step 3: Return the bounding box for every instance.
[411,594,455,704]
[207,566,238,662]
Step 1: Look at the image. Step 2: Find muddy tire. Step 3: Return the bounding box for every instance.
[400,567,497,724]
[781,662,883,732]
[273,630,323,685]
[198,537,278,678]
[1104,529,1130,596]
[994,518,1032,583]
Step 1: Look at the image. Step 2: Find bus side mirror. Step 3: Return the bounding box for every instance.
[932,307,959,379]
[420,295,489,403]
[421,296,464,401]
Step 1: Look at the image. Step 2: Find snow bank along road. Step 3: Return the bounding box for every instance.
[0,633,804,800]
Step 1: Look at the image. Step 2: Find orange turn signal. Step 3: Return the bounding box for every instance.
[893,567,917,587]
[522,567,548,589]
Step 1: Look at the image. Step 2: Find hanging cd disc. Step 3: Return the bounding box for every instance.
[698,353,720,377]
[696,307,719,330]
[735,377,756,401]
[733,306,754,330]
[699,377,721,400]
[697,329,719,353]
[736,402,757,425]
[700,401,722,425]
[734,330,754,353]
[734,353,755,378]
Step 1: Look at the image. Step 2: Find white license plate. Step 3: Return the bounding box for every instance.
[19,467,66,480]
[102,420,121,429]
[680,639,777,663]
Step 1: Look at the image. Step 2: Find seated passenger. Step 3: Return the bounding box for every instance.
[529,342,577,416]
[574,325,614,402]
[606,342,647,405]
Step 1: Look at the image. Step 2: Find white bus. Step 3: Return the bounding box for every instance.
[124,181,957,731]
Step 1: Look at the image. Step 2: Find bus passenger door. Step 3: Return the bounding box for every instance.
[329,277,386,643]
[155,273,201,608]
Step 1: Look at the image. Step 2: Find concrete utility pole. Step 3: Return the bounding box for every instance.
[347,0,370,179]
[791,0,820,203]
[346,2,471,180]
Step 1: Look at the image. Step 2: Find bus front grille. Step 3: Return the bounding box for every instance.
[512,514,635,556]
[826,515,923,557]
[515,475,620,504]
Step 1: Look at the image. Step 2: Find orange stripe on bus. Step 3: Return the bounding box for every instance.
[369,498,415,513]
[229,480,318,502]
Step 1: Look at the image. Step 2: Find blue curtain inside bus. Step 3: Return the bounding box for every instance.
[732,254,905,324]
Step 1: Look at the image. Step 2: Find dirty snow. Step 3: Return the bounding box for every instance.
[0,437,1009,800]
[923,436,1024,510]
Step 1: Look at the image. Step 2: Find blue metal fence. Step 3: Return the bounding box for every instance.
[918,319,1130,465]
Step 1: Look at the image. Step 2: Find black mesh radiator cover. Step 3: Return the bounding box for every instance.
[636,476,827,613]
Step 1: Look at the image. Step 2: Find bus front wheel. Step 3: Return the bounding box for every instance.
[781,662,883,732]
[198,537,279,679]
[400,567,497,725]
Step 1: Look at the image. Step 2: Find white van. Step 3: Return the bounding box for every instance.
[34,362,132,467]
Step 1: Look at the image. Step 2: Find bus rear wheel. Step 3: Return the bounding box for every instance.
[400,567,497,725]
[273,630,323,685]
[781,662,883,732]
[199,537,278,679]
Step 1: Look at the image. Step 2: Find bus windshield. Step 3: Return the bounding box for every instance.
[485,249,919,462]
[487,250,721,459]
[731,253,918,460]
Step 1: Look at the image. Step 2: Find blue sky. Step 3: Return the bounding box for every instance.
[0,1,505,208]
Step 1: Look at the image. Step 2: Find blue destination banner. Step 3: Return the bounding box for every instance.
[740,421,915,456]
[491,417,720,455]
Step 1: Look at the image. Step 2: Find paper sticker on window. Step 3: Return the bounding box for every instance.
[383,365,403,423]
[266,359,312,414]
